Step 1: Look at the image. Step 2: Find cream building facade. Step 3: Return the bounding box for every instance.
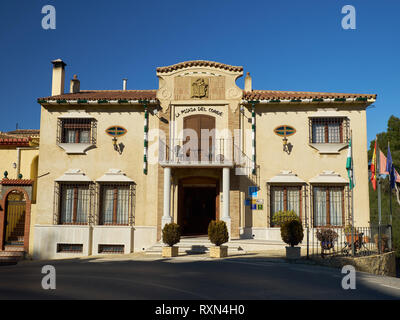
[33,59,376,259]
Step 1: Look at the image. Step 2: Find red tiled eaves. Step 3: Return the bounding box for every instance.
[0,138,30,146]
[243,90,377,101]
[157,60,243,73]
[38,90,158,102]
[1,179,33,186]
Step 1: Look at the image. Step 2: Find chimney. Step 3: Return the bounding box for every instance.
[123,78,128,91]
[70,75,80,93]
[51,59,66,96]
[244,72,252,92]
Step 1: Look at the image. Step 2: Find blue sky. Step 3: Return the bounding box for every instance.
[0,0,399,147]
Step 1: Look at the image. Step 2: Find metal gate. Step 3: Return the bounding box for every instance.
[4,191,26,245]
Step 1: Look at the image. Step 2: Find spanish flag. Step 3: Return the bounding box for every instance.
[371,139,377,190]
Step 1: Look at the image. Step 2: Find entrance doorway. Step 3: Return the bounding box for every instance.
[178,177,219,236]
[4,191,26,245]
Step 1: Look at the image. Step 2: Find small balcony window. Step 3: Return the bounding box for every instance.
[57,118,97,145]
[309,117,349,144]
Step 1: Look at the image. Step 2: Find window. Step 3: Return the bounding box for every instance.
[59,183,91,224]
[57,118,97,144]
[99,184,133,225]
[270,186,302,226]
[310,118,349,144]
[313,186,344,227]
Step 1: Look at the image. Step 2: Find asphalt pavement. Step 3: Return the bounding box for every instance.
[1,253,400,300]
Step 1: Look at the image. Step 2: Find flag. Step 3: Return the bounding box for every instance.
[379,149,400,182]
[386,144,396,190]
[371,139,377,190]
[346,138,355,189]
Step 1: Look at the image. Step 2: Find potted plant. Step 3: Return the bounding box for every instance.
[281,220,304,259]
[162,223,181,257]
[271,210,300,227]
[208,220,229,258]
[344,225,360,243]
[374,233,389,252]
[316,229,338,257]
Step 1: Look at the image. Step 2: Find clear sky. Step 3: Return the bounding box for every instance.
[0,0,399,146]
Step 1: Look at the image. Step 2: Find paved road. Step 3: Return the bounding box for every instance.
[1,254,400,299]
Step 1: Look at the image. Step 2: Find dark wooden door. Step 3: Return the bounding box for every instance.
[183,115,215,161]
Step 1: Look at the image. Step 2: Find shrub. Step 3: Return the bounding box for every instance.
[162,223,181,247]
[280,220,304,247]
[208,220,229,246]
[316,229,338,243]
[272,210,300,226]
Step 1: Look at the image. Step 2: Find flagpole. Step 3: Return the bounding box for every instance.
[377,136,382,254]
[388,142,393,251]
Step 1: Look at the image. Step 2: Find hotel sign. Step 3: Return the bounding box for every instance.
[175,106,223,118]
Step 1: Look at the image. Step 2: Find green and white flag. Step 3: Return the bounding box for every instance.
[346,138,355,190]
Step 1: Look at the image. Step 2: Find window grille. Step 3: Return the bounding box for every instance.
[54,182,94,225]
[57,118,97,145]
[270,186,302,226]
[57,243,83,253]
[312,186,345,227]
[98,183,135,226]
[309,117,349,144]
[98,244,124,254]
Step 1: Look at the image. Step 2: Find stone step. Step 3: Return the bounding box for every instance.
[146,237,246,255]
[0,251,24,258]
[4,245,25,252]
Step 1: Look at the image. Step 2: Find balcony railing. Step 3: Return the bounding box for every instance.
[159,138,240,167]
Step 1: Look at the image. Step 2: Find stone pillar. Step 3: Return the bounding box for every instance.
[162,167,172,229]
[222,167,231,235]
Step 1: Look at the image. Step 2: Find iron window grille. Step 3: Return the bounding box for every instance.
[309,117,349,144]
[312,186,345,228]
[53,182,95,225]
[97,183,135,226]
[270,186,302,226]
[57,118,97,145]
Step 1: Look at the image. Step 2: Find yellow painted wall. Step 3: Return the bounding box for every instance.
[36,105,159,227]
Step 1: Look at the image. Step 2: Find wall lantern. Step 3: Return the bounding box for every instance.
[274,125,296,154]
[106,126,127,154]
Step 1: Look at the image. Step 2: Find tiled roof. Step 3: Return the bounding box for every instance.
[38,90,157,102]
[0,130,39,146]
[157,60,243,73]
[6,129,40,137]
[1,179,33,185]
[0,137,30,146]
[243,90,377,101]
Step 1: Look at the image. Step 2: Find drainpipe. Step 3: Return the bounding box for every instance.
[16,148,21,178]
[248,101,259,175]
[142,101,149,175]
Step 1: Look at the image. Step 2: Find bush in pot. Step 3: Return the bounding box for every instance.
[208,220,229,258]
[280,220,304,260]
[316,229,338,258]
[162,223,181,257]
[272,210,300,227]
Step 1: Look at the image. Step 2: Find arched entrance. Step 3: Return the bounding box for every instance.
[4,191,26,245]
[178,177,219,236]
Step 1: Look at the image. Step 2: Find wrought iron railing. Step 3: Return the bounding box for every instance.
[159,138,236,165]
[307,225,391,258]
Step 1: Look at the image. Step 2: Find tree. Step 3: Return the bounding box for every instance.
[368,115,400,256]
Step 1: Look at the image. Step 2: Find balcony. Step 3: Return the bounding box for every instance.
[159,138,244,168]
